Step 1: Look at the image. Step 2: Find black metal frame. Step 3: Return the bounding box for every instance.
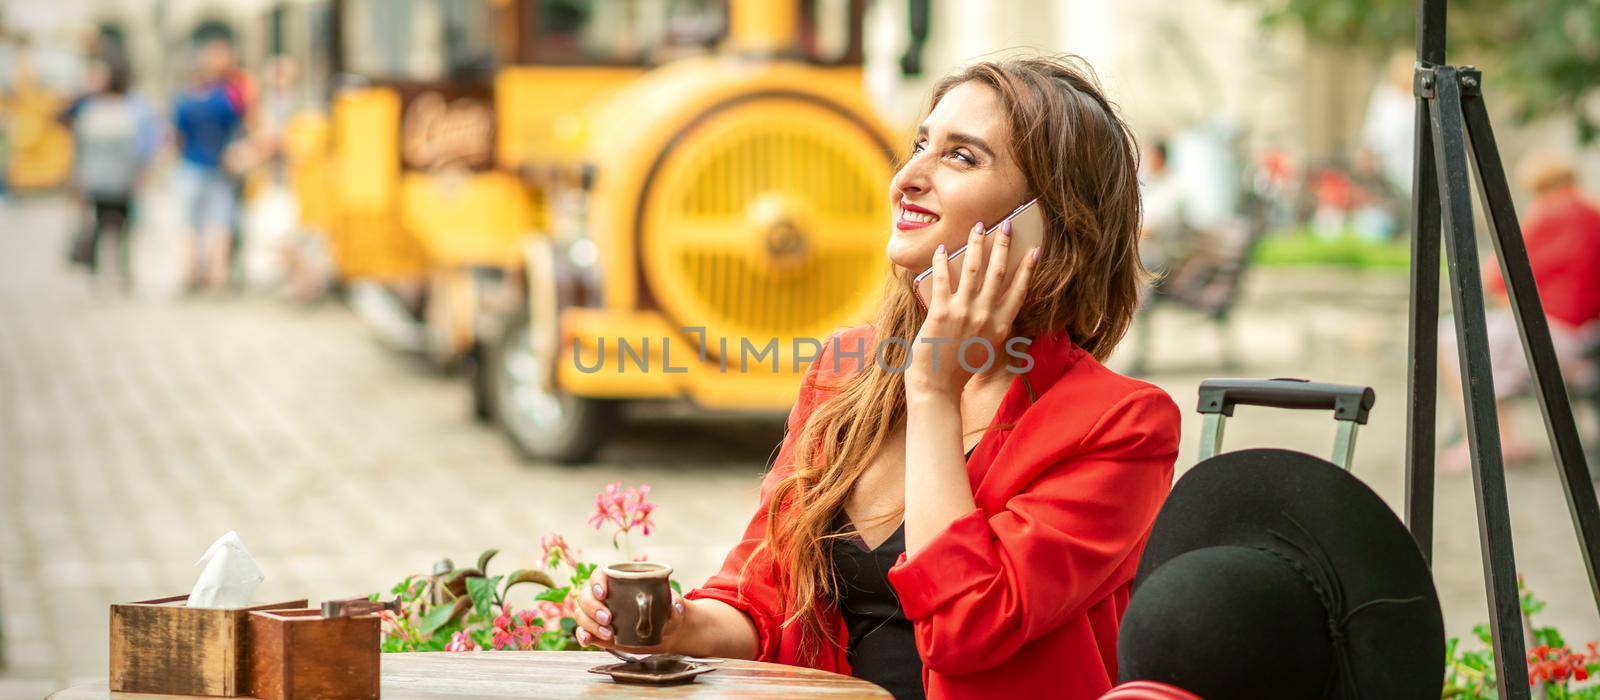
[1405,0,1600,696]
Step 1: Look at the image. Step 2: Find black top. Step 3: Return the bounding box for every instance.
[829,447,974,700]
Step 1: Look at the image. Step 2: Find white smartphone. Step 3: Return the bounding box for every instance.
[913,198,1043,309]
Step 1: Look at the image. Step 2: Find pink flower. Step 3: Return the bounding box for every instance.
[540,533,579,570]
[445,630,477,652]
[493,612,513,630]
[517,609,539,627]
[535,598,575,624]
[589,481,657,539]
[378,610,410,642]
[514,625,538,648]
[492,626,515,650]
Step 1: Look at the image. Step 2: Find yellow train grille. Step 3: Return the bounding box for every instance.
[640,95,893,358]
[679,249,882,337]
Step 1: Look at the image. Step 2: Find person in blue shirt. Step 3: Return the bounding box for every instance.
[172,35,243,292]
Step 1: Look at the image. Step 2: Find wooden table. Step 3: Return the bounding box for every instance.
[49,651,892,699]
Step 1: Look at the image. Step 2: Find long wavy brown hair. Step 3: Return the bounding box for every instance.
[755,55,1149,659]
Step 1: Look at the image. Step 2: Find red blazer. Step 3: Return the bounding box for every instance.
[685,325,1182,699]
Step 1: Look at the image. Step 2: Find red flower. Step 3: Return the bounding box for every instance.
[445,630,477,652]
[494,612,513,630]
[518,609,539,627]
[1526,643,1596,688]
[492,626,515,650]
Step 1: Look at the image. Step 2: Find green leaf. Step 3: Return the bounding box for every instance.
[467,575,503,619]
[537,630,570,650]
[1472,624,1493,646]
[1521,584,1547,616]
[572,562,597,587]
[477,549,500,575]
[560,617,577,634]
[1533,626,1567,648]
[505,568,558,592]
[1466,648,1494,669]
[535,586,571,603]
[669,580,682,594]
[1580,118,1599,146]
[419,601,460,636]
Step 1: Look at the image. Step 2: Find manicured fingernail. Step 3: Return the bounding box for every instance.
[674,601,686,616]
[597,626,613,640]
[973,222,984,234]
[595,608,611,625]
[577,629,590,645]
[936,244,946,256]
[592,583,605,599]
[1003,220,1013,236]
[1031,247,1040,261]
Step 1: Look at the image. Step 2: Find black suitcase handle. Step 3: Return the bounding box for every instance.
[1197,378,1375,425]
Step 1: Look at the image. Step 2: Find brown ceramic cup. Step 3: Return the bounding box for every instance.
[603,561,674,648]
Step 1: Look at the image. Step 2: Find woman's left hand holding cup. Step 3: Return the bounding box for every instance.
[573,568,687,653]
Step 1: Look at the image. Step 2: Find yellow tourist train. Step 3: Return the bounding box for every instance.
[280,0,916,462]
[3,56,74,192]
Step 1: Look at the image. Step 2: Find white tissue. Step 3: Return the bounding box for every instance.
[186,531,264,608]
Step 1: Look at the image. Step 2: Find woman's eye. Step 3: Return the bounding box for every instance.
[910,141,927,155]
[949,149,976,165]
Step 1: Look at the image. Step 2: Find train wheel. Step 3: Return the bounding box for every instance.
[488,310,616,463]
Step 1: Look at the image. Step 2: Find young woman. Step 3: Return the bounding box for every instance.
[575,56,1182,700]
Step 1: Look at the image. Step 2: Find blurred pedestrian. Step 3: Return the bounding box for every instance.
[1439,152,1600,472]
[172,34,244,292]
[1138,138,1186,276]
[234,55,328,300]
[1360,52,1416,199]
[1348,146,1402,242]
[60,57,158,292]
[220,47,259,290]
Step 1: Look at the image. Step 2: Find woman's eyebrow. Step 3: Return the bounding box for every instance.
[916,125,996,160]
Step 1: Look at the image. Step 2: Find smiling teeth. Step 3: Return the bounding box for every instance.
[902,210,937,223]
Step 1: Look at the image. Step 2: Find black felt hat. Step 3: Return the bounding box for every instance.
[1118,448,1444,699]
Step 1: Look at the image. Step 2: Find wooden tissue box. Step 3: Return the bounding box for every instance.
[248,608,381,700]
[109,594,309,696]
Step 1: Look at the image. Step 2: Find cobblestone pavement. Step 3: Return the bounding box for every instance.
[2,193,1596,696]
